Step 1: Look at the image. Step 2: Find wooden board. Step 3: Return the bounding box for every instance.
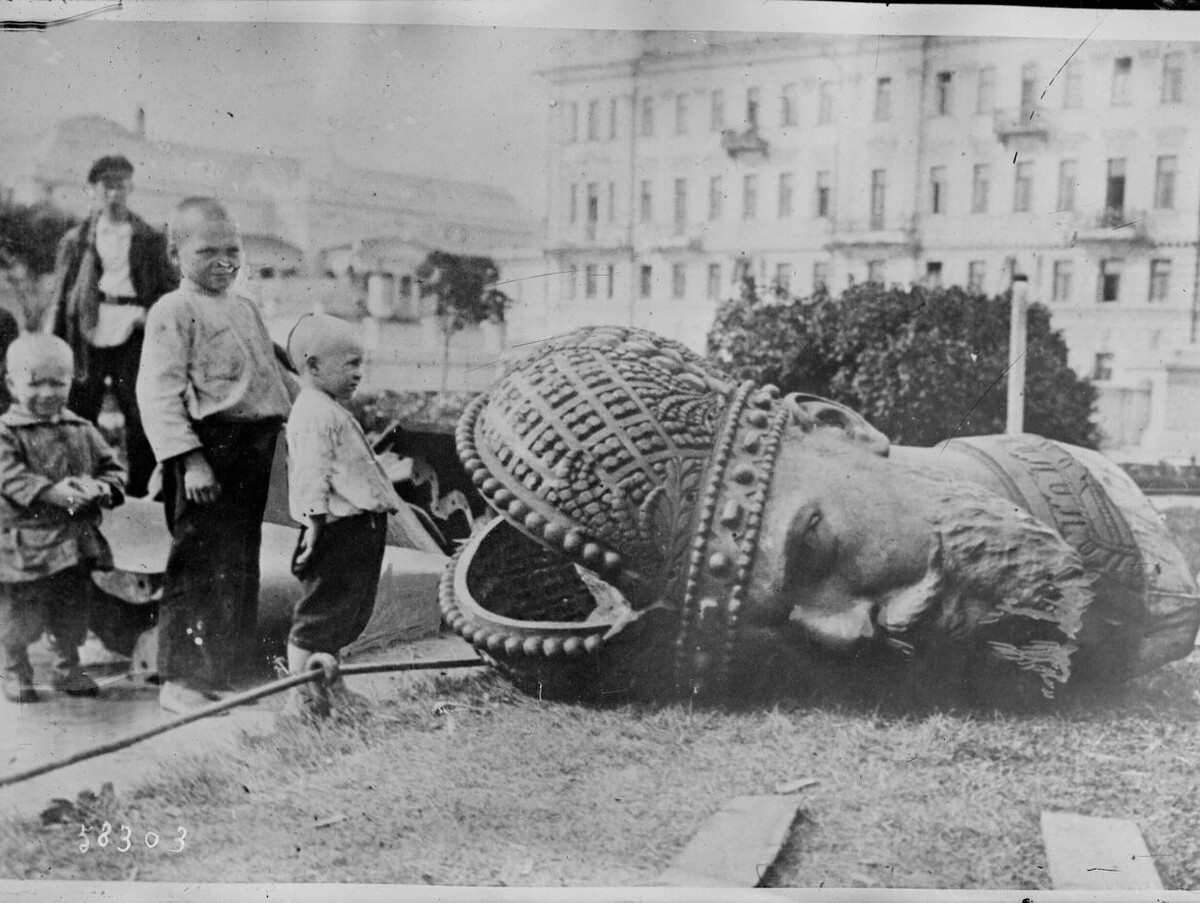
[1041,811,1164,890]
[658,794,803,887]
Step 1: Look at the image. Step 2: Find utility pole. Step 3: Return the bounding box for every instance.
[1006,272,1029,435]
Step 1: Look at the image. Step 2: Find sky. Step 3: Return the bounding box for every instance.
[0,19,581,219]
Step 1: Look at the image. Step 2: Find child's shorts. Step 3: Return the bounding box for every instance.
[288,511,388,655]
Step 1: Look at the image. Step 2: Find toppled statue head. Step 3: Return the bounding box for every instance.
[442,326,1200,707]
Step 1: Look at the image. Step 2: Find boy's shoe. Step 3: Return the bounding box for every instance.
[2,668,38,704]
[51,665,101,697]
[159,681,213,713]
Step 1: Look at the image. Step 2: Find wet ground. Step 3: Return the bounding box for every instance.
[0,632,477,820]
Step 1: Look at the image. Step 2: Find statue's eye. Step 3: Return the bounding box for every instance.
[783,506,835,588]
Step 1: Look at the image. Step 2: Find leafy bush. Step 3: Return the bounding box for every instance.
[708,279,1099,448]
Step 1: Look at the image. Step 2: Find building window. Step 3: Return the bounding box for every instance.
[870,169,887,229]
[586,183,599,239]
[673,178,688,235]
[707,263,722,300]
[968,260,986,293]
[672,263,686,300]
[1149,258,1171,302]
[567,101,579,143]
[743,174,758,220]
[1155,155,1177,210]
[775,263,792,296]
[1099,258,1122,302]
[867,259,885,285]
[925,261,943,289]
[874,77,892,122]
[607,182,616,222]
[608,99,618,141]
[567,265,578,300]
[1020,64,1039,117]
[778,172,793,218]
[818,81,833,125]
[1105,158,1126,220]
[971,164,990,214]
[585,264,598,298]
[708,176,723,221]
[1092,352,1114,381]
[639,265,652,299]
[640,96,654,137]
[710,90,724,131]
[1111,57,1132,105]
[1013,161,1033,213]
[976,66,995,114]
[568,182,578,223]
[934,71,953,116]
[746,87,760,128]
[816,170,831,218]
[780,83,797,126]
[1063,63,1083,109]
[640,180,652,223]
[930,166,947,214]
[587,100,600,141]
[1056,159,1077,212]
[813,261,829,293]
[1162,52,1184,103]
[1052,260,1073,303]
[675,92,689,135]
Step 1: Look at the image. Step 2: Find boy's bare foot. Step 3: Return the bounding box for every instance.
[159,681,212,713]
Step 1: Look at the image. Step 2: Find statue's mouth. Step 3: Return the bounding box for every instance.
[440,516,634,660]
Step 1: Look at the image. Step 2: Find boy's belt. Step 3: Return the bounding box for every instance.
[100,294,139,305]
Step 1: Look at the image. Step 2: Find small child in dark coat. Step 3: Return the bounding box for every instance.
[0,334,125,703]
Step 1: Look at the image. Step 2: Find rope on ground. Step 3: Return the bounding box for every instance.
[0,655,485,791]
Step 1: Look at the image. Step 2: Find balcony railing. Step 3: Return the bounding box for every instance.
[994,106,1049,142]
[824,215,920,252]
[720,127,769,160]
[1073,208,1150,244]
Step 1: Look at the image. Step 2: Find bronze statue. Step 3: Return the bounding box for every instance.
[440,326,1200,706]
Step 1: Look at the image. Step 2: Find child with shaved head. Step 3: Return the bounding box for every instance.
[0,334,126,703]
[283,313,402,718]
[138,197,298,713]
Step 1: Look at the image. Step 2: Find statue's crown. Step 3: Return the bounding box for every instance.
[455,326,790,694]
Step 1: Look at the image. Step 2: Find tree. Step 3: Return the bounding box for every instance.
[707,278,1099,449]
[0,199,78,328]
[415,251,512,393]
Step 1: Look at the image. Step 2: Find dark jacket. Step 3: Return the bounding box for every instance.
[0,407,126,581]
[49,211,178,336]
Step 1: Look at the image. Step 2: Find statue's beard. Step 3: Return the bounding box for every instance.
[798,471,1095,698]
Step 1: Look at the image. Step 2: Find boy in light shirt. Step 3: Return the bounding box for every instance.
[284,314,403,718]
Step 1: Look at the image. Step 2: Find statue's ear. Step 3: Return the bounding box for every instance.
[785,393,891,457]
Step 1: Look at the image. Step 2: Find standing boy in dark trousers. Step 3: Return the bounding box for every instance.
[50,155,177,498]
[137,197,296,713]
[283,314,402,718]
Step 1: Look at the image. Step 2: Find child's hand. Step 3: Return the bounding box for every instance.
[42,478,97,516]
[183,452,221,504]
[291,521,323,577]
[378,452,414,484]
[71,477,113,507]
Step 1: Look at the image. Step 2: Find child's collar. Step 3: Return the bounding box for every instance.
[1,405,86,427]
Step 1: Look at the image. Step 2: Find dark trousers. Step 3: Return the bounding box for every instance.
[157,418,280,692]
[0,566,92,674]
[289,511,387,655]
[69,332,155,498]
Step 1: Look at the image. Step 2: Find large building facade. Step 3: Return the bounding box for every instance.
[529,32,1200,460]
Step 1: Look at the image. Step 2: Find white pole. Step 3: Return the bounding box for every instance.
[1006,274,1029,435]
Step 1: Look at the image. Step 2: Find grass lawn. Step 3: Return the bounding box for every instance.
[0,652,1197,889]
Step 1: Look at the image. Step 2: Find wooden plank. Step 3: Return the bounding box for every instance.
[1041,811,1164,891]
[658,794,803,887]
